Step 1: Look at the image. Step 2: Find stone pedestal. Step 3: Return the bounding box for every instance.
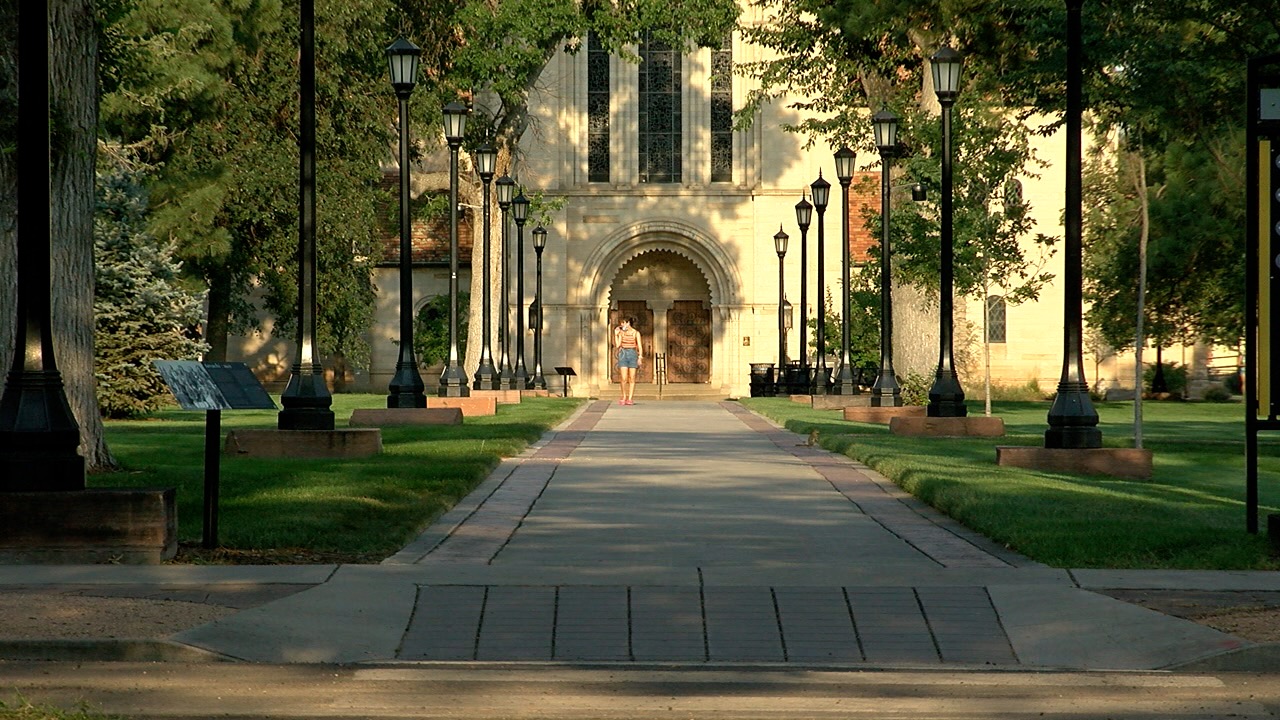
[995,446,1154,480]
[427,396,497,417]
[843,405,925,424]
[349,408,462,427]
[224,429,382,458]
[0,488,177,564]
[520,389,552,398]
[789,394,811,404]
[470,389,523,404]
[815,395,872,410]
[890,416,1006,438]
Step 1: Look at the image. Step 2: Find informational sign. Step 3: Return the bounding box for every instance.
[152,360,275,549]
[154,361,276,411]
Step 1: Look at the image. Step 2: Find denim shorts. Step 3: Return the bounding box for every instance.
[617,348,639,369]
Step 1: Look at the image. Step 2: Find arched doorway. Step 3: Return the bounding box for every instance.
[609,250,712,385]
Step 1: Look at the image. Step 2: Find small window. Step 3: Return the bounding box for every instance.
[986,295,1007,344]
[1003,179,1023,216]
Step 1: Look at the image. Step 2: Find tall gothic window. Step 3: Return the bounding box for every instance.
[639,32,681,183]
[986,295,1007,344]
[587,32,610,183]
[710,33,732,182]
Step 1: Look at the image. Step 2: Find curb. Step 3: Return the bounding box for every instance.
[1170,641,1280,672]
[0,639,233,663]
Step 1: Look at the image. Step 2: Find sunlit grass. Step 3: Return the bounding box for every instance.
[741,397,1280,570]
[93,394,584,556]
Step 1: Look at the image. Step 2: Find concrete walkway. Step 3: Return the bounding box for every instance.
[3,400,1278,669]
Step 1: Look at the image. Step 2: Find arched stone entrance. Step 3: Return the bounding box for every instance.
[578,220,743,396]
[609,251,711,385]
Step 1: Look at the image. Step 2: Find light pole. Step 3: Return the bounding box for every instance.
[472,145,499,390]
[384,37,426,409]
[871,107,903,407]
[795,192,813,389]
[774,226,789,394]
[511,191,531,388]
[832,146,860,395]
[811,172,831,395]
[438,101,470,397]
[1045,0,1101,447]
[495,175,517,390]
[278,0,335,430]
[0,0,84,488]
[531,226,548,390]
[928,45,968,417]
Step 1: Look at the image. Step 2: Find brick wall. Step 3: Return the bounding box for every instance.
[377,171,474,265]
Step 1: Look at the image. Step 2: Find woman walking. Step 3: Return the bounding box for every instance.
[614,316,643,405]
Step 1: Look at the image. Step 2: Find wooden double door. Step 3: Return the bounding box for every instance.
[610,300,710,384]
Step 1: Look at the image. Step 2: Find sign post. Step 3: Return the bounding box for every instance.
[154,362,276,548]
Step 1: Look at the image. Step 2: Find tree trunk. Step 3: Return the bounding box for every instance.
[1132,150,1149,449]
[0,0,18,397]
[49,0,114,469]
[204,267,232,362]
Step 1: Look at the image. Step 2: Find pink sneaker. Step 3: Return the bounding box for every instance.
[625,400,635,405]
[618,400,626,405]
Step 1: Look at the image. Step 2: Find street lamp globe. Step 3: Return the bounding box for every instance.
[810,173,830,211]
[795,192,812,230]
[476,145,497,180]
[496,174,515,206]
[833,147,856,185]
[532,225,547,251]
[512,191,530,225]
[872,107,899,154]
[774,226,789,257]
[930,45,964,103]
[443,101,467,146]
[385,37,421,96]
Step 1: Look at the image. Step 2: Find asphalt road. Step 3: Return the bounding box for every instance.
[5,662,1280,719]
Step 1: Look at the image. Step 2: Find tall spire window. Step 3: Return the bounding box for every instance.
[639,32,682,183]
[710,33,733,183]
[587,32,610,183]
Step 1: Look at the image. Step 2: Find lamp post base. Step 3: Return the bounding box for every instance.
[438,364,471,398]
[870,370,902,408]
[830,365,860,395]
[927,371,967,417]
[278,364,335,431]
[387,362,427,408]
[1044,383,1101,449]
[472,360,500,391]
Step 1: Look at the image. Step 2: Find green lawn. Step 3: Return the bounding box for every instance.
[741,398,1280,570]
[93,394,584,557]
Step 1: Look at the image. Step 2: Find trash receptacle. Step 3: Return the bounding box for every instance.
[749,363,775,397]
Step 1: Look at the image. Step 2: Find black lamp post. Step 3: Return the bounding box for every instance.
[279,0,335,430]
[385,37,426,409]
[832,146,860,395]
[870,107,903,407]
[927,45,968,417]
[794,192,813,384]
[511,191,531,388]
[0,0,85,489]
[495,175,518,390]
[1045,0,1101,447]
[472,145,499,390]
[531,226,548,390]
[438,101,470,397]
[774,226,790,392]
[811,172,831,395]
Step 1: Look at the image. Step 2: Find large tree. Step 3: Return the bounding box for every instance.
[98,0,391,369]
